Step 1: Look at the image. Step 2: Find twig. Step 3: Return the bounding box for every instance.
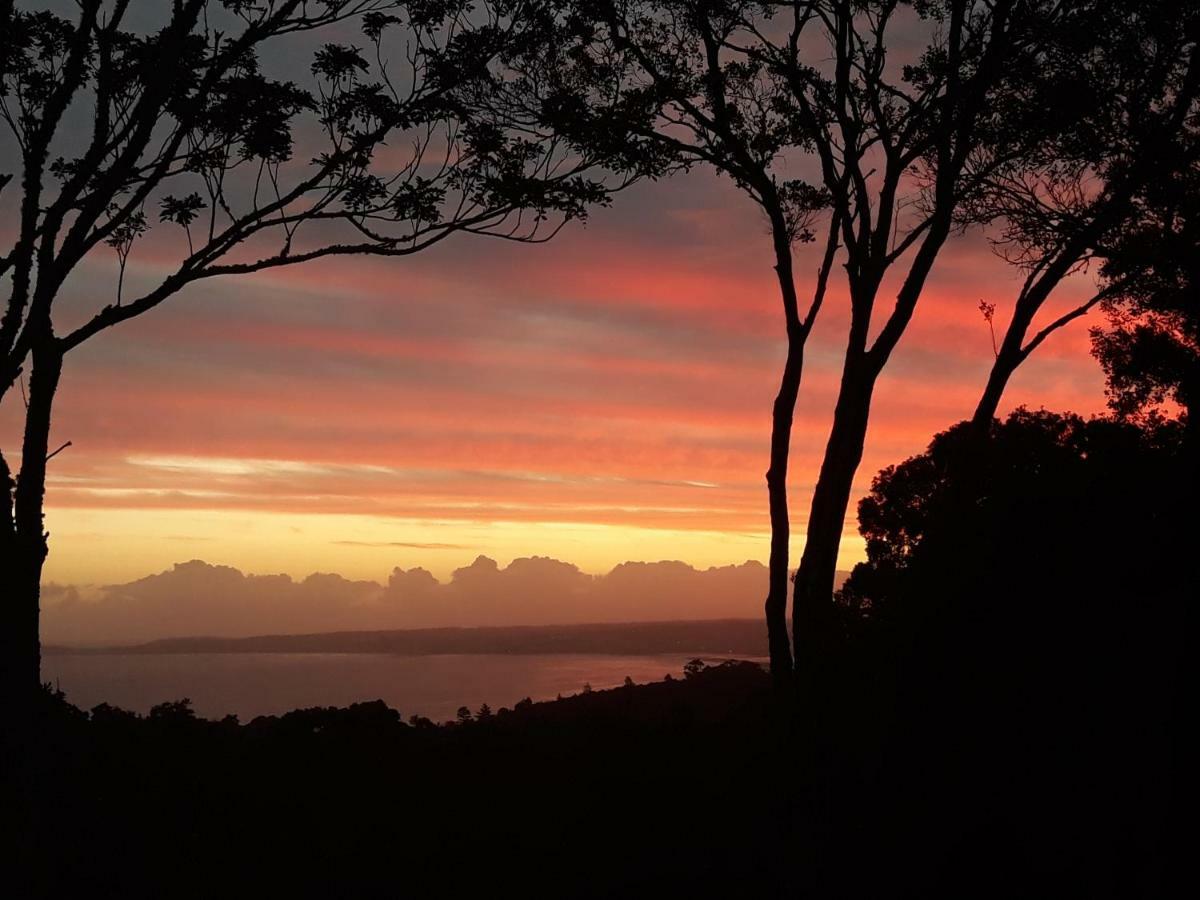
[979,300,998,358]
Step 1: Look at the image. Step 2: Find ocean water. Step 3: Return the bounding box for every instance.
[42,652,748,723]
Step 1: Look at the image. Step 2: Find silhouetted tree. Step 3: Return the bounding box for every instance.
[534,1,837,682]
[547,0,1086,681]
[0,1,647,708]
[456,705,473,723]
[769,0,1142,673]
[965,1,1200,429]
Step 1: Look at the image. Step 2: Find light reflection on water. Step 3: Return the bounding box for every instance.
[42,652,758,723]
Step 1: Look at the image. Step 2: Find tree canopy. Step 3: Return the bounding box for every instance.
[1092,156,1200,433]
[0,0,645,392]
[0,0,654,704]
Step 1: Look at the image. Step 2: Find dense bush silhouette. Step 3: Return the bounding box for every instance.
[827,409,1190,895]
[841,408,1186,615]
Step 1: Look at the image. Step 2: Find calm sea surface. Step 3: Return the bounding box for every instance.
[43,652,750,723]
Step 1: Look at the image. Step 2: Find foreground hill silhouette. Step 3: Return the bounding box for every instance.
[5,652,1184,898]
[9,662,792,898]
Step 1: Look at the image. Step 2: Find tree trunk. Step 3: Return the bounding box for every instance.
[972,347,1021,433]
[1,342,62,713]
[791,359,876,669]
[0,528,45,714]
[971,246,1093,435]
[765,336,804,684]
[1184,371,1199,490]
[761,203,839,686]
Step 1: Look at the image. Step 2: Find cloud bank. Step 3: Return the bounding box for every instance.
[39,556,843,646]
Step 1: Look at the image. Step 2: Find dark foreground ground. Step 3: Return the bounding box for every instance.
[2,645,1185,899]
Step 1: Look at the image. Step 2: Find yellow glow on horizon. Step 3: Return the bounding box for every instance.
[43,505,867,586]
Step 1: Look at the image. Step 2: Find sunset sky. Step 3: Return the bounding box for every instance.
[0,165,1108,591]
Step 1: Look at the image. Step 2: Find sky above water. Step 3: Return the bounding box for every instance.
[1,164,1107,590]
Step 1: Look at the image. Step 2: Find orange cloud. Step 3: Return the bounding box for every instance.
[0,169,1111,590]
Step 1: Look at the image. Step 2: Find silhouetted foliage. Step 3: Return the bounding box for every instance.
[967,0,1200,427]
[1091,154,1200,441]
[839,408,1187,619]
[148,698,197,724]
[811,407,1187,894]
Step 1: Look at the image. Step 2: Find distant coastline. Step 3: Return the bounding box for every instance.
[44,618,769,659]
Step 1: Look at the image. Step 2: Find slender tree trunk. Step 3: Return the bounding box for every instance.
[791,358,877,668]
[762,207,806,685]
[760,207,840,686]
[765,334,803,684]
[0,341,62,713]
